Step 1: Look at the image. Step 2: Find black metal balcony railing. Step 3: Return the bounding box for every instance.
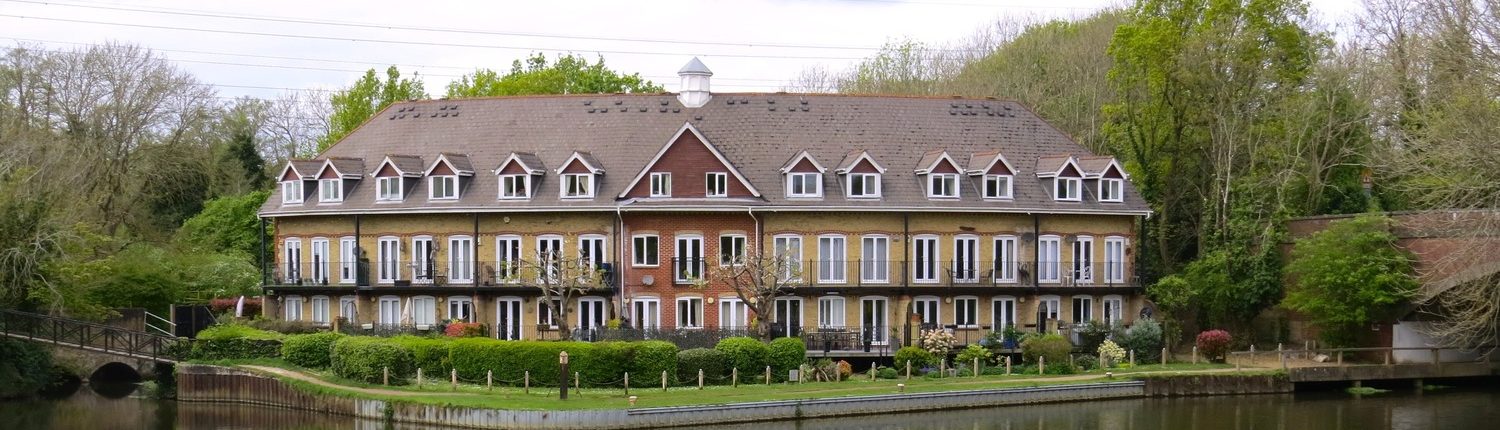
[779,260,1137,288]
[264,260,619,288]
[669,258,708,284]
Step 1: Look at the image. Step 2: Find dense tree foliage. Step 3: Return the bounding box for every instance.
[445,53,662,98]
[319,66,427,152]
[1283,215,1418,346]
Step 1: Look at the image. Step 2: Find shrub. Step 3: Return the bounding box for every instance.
[1097,340,1126,368]
[196,324,282,340]
[894,346,937,369]
[280,332,345,369]
[628,341,678,387]
[330,337,414,384]
[1196,330,1233,362]
[443,322,486,338]
[0,339,53,399]
[767,337,805,376]
[1075,354,1099,371]
[191,324,284,360]
[835,360,853,380]
[244,317,322,334]
[208,297,262,317]
[1020,334,1072,366]
[955,344,993,367]
[714,337,769,373]
[676,348,729,383]
[388,336,452,374]
[1119,318,1164,363]
[1077,320,1113,352]
[876,367,899,379]
[579,342,632,386]
[919,329,956,360]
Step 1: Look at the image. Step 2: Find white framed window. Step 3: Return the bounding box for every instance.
[447,296,473,322]
[1072,235,1094,284]
[719,234,746,266]
[774,297,802,337]
[913,235,939,283]
[495,235,521,282]
[993,236,1017,283]
[578,297,606,330]
[319,179,343,203]
[410,236,435,283]
[1099,178,1123,202]
[847,173,880,198]
[578,235,607,269]
[632,297,661,330]
[309,238,330,285]
[284,295,303,321]
[705,172,728,197]
[281,180,303,204]
[773,235,802,282]
[448,235,474,284]
[1054,177,1081,201]
[377,296,400,325]
[338,296,356,322]
[310,296,328,324]
[954,296,978,328]
[953,235,978,283]
[817,235,846,283]
[674,235,704,283]
[537,235,563,283]
[1103,295,1124,326]
[283,238,303,284]
[538,299,561,329]
[376,177,402,201]
[928,173,959,198]
[1039,235,1061,283]
[1072,296,1093,324]
[632,235,659,267]
[430,175,458,200]
[992,297,1016,330]
[496,297,523,340]
[499,174,529,199]
[377,236,399,283]
[562,173,593,198]
[1105,236,1127,284]
[818,296,845,328]
[676,297,704,329]
[649,172,672,197]
[983,175,1012,199]
[339,236,357,284]
[913,296,939,326]
[1038,295,1061,329]
[413,296,436,326]
[719,298,749,329]
[860,296,889,345]
[860,235,889,283]
[787,172,821,198]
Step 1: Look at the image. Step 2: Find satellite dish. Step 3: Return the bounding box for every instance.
[642,275,655,286]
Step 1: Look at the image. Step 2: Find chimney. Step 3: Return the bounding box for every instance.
[677,57,713,108]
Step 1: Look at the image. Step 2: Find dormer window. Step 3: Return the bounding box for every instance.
[650,172,672,197]
[499,174,529,199]
[929,173,959,198]
[983,175,1012,199]
[430,175,458,200]
[706,172,727,197]
[1099,178,1123,202]
[847,173,880,198]
[319,179,342,203]
[376,177,402,201]
[281,180,303,204]
[562,173,593,198]
[787,173,821,198]
[1055,177,1081,201]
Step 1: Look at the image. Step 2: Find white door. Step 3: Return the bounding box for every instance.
[1105,237,1126,283]
[993,236,1017,282]
[496,298,523,340]
[674,236,703,283]
[818,297,845,329]
[1039,237,1060,282]
[860,236,888,283]
[496,236,521,281]
[578,298,606,330]
[377,237,399,283]
[378,297,400,325]
[339,237,357,284]
[283,238,302,283]
[538,236,562,282]
[817,236,846,283]
[339,296,357,323]
[773,236,802,281]
[411,237,435,283]
[913,297,940,327]
[579,236,606,268]
[719,298,749,330]
[861,297,888,345]
[310,238,329,284]
[953,236,977,283]
[448,236,474,283]
[992,297,1015,330]
[774,297,802,337]
[1072,236,1094,284]
[633,298,661,330]
[913,236,938,282]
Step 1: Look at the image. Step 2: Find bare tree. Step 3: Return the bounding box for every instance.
[501,250,610,341]
[696,246,803,340]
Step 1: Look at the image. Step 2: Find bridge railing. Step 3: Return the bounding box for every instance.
[0,308,190,362]
[1228,345,1496,371]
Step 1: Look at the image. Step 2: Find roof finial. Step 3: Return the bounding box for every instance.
[677,57,713,108]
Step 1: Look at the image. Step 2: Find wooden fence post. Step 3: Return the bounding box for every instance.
[905,360,912,380]
[698,369,704,390]
[1129,349,1135,366]
[417,368,423,389]
[524,370,530,394]
[732,367,738,388]
[486,370,492,391]
[451,369,457,391]
[1192,346,1198,364]
[1039,356,1045,375]
[766,366,772,385]
[662,370,668,392]
[624,372,629,396]
[973,357,980,378]
[574,371,580,394]
[1162,348,1168,365]
[383,367,389,386]
[871,362,878,381]
[1005,356,1011,375]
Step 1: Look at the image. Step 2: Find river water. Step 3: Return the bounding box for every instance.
[2,382,1497,429]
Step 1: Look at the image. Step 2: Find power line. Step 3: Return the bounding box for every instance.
[0,14,886,60]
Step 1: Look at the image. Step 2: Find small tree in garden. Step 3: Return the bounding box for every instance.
[1196,330,1232,362]
[1283,215,1419,346]
[696,248,802,340]
[512,250,609,341]
[920,329,956,364]
[955,344,993,367]
[1097,339,1126,368]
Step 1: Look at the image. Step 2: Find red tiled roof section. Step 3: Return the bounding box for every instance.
[261,93,1149,214]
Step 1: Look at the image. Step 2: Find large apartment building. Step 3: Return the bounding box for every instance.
[259,59,1151,350]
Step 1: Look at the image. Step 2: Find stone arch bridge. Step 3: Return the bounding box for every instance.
[1,308,185,382]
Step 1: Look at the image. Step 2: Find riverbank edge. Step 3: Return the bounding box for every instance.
[175,364,1288,429]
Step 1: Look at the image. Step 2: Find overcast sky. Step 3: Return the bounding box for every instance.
[1,0,1366,100]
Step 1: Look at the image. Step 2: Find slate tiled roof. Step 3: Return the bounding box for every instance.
[382,155,425,176]
[327,158,365,178]
[261,93,1149,216]
[1034,155,1074,177]
[1076,155,1117,177]
[438,153,475,175]
[286,160,322,179]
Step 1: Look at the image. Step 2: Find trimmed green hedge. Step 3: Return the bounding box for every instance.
[330,337,414,384]
[280,332,345,369]
[768,337,805,377]
[629,341,678,387]
[894,346,936,369]
[448,339,676,388]
[676,348,728,383]
[389,336,452,374]
[1021,334,1073,366]
[190,323,285,360]
[715,337,769,374]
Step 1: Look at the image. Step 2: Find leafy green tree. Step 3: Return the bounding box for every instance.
[445,53,662,98]
[319,66,426,152]
[1283,215,1418,346]
[176,191,272,265]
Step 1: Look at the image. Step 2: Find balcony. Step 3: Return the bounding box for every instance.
[263,259,618,291]
[764,260,1138,289]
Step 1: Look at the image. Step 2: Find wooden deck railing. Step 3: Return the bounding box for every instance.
[0,308,189,363]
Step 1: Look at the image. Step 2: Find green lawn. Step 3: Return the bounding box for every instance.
[215,360,1244,411]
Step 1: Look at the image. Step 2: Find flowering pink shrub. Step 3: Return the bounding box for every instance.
[1196,329,1233,362]
[444,322,485,338]
[209,297,262,317]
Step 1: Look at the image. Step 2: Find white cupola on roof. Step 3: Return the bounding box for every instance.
[677,57,713,108]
